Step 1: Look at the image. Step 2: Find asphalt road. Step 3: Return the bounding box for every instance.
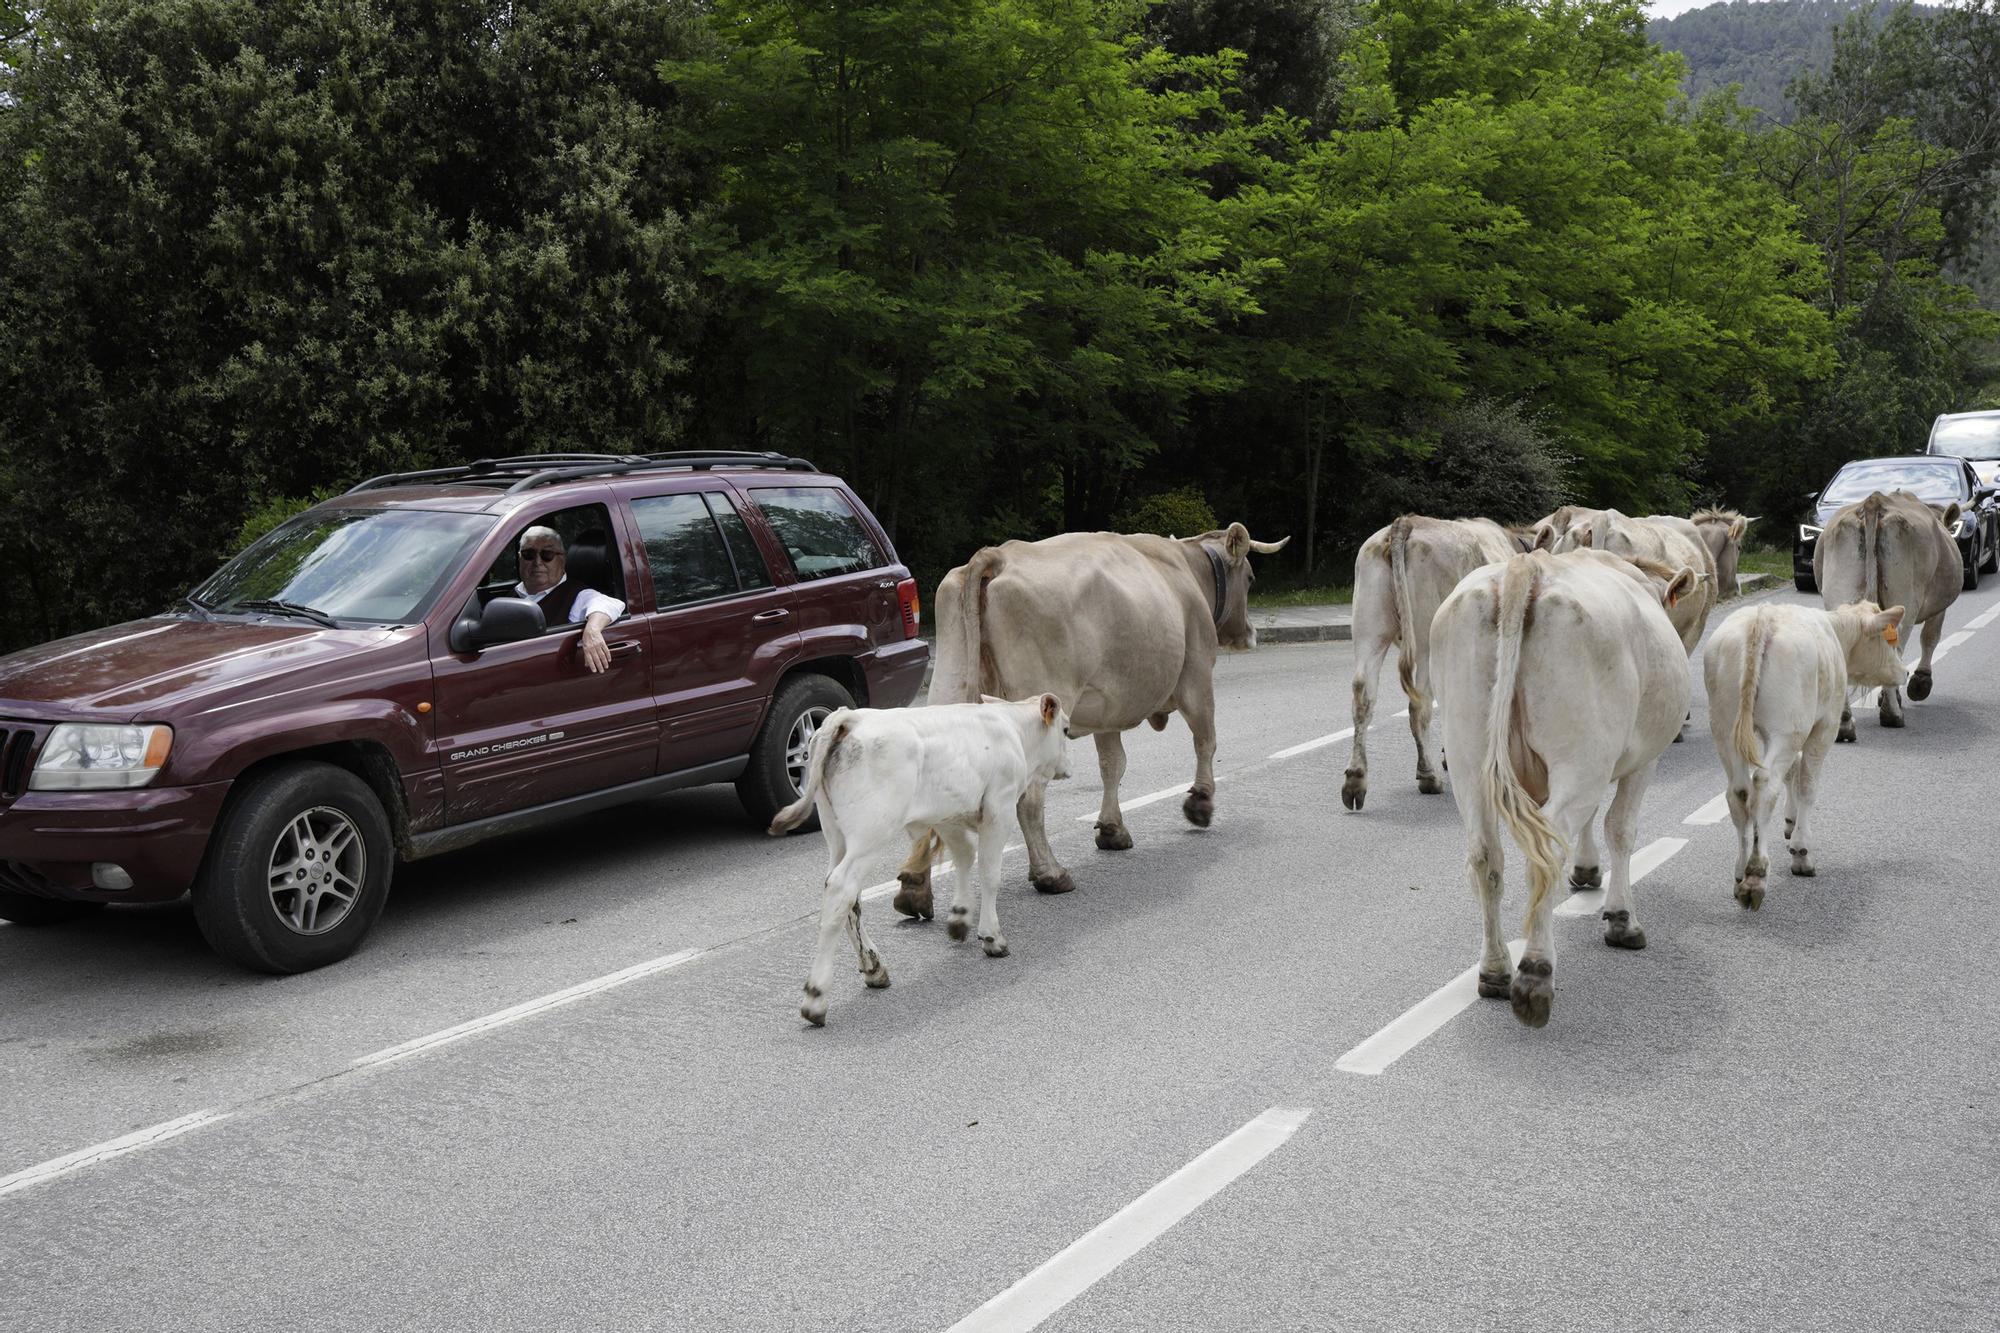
[4,582,1997,1331]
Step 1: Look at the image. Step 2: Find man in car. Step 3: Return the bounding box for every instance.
[514,526,625,673]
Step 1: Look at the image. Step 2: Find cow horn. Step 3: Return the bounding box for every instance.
[1248,536,1290,553]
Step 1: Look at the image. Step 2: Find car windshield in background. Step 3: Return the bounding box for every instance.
[1929,418,2000,460]
[194,509,494,625]
[1822,464,1965,506]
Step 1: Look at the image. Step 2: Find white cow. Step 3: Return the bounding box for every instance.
[1343,515,1526,811]
[1551,508,1717,653]
[1432,548,1696,1028]
[1703,602,1906,909]
[770,694,1071,1027]
[1815,489,1963,737]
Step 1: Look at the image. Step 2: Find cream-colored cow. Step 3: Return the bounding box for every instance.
[1815,489,1963,737]
[1432,548,1695,1028]
[1703,602,1906,911]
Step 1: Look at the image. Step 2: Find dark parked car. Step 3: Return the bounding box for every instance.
[1794,455,2000,593]
[1924,409,2000,489]
[0,452,927,972]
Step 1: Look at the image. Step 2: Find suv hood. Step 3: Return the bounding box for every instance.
[0,616,403,718]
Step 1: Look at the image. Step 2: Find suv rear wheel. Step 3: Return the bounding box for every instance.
[193,762,394,974]
[0,892,105,926]
[739,674,854,830]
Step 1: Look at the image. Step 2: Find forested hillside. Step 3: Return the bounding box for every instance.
[1650,0,1916,117]
[2,0,1997,653]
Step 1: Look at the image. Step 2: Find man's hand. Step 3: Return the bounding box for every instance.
[580,616,612,674]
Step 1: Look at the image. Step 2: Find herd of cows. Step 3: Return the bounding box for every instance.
[775,490,1972,1029]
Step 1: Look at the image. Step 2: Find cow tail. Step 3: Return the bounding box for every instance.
[1388,517,1423,708]
[1483,557,1566,920]
[1733,609,1771,774]
[1862,493,1883,609]
[930,548,1001,705]
[768,711,850,835]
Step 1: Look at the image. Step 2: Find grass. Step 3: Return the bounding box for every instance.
[1736,544,1794,581]
[1249,581,1352,608]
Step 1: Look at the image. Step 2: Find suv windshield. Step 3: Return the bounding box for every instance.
[195,509,493,625]
[1929,417,2000,460]
[1823,463,1965,506]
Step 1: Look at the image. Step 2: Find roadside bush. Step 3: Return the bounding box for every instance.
[1117,485,1220,537]
[1355,399,1576,526]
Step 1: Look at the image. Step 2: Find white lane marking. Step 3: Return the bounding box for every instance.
[1270,727,1353,760]
[1969,604,2000,631]
[1685,793,1730,825]
[1335,942,1525,1077]
[860,844,1022,902]
[351,949,705,1069]
[1932,630,1973,663]
[945,1106,1312,1333]
[1075,782,1199,822]
[0,1110,231,1200]
[1555,837,1687,917]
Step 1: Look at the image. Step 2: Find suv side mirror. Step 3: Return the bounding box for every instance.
[450,596,545,653]
[1804,491,1820,505]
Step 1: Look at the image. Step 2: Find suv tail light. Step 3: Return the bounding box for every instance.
[896,578,920,639]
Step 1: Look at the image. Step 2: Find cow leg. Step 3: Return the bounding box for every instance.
[1514,791,1596,1028]
[844,895,890,990]
[1726,780,1754,904]
[1344,562,1396,811]
[939,827,980,943]
[1407,671,1444,795]
[893,830,940,921]
[1093,732,1134,851]
[1904,612,1945,704]
[1600,770,1650,948]
[1788,723,1835,878]
[1180,676,1218,828]
[1018,780,1073,894]
[975,821,1010,957]
[1567,804,1602,892]
[802,853,868,1027]
[1836,701,1857,744]
[1469,838,1511,1000]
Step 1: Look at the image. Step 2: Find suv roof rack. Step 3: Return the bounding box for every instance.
[346,450,819,495]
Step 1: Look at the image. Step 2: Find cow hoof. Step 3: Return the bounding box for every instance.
[1602,909,1646,950]
[1033,871,1075,895]
[980,935,1009,958]
[1790,851,1815,878]
[1476,969,1512,999]
[892,876,934,921]
[1341,770,1367,811]
[946,909,969,942]
[800,984,827,1027]
[863,965,890,989]
[1569,865,1602,892]
[1836,723,1856,744]
[1416,772,1444,795]
[1784,817,1795,840]
[1094,823,1133,851]
[1183,790,1214,828]
[1879,709,1906,729]
[1509,958,1553,1028]
[1907,669,1933,702]
[1734,877,1765,911]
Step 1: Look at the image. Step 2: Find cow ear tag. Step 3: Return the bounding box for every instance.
[1884,626,1898,645]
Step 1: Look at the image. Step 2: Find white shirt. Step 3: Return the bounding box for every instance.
[513,579,625,626]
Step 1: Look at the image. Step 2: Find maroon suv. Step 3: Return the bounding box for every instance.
[0,452,927,972]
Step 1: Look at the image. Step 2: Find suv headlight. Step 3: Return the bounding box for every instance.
[1798,524,1822,542]
[30,724,174,791]
[1951,518,1970,538]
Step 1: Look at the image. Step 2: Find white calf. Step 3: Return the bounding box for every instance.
[1433,549,1695,1028]
[770,693,1071,1026]
[1703,602,1905,909]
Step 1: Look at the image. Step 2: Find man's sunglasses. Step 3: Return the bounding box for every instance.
[519,548,563,564]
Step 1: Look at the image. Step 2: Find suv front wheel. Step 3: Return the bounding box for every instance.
[739,674,854,831]
[193,762,394,974]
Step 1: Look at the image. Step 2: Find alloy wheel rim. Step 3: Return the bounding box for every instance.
[786,706,834,796]
[267,806,366,936]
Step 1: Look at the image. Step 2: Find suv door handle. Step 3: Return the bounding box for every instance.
[751,608,790,623]
[607,640,642,659]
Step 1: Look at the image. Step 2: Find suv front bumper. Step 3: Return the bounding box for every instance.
[0,783,232,904]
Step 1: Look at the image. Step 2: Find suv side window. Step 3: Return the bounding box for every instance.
[750,486,885,581]
[631,494,748,608]
[703,492,775,592]
[478,503,626,630]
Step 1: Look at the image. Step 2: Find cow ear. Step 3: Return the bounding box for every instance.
[1039,693,1060,726]
[1223,522,1252,560]
[1531,523,1557,552]
[1872,606,1905,643]
[1730,516,1750,542]
[1573,522,1594,548]
[1664,567,1697,609]
[1943,502,1963,529]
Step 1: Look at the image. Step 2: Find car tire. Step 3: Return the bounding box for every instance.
[1984,527,1997,573]
[0,892,106,926]
[1794,572,1817,593]
[1964,541,1981,591]
[738,673,854,831]
[192,762,394,974]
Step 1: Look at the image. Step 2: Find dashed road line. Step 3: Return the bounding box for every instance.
[944,1106,1312,1332]
[1335,942,1526,1077]
[1555,837,1687,918]
[1968,604,2000,631]
[1685,792,1730,825]
[1932,629,1974,663]
[1270,727,1352,760]
[0,1110,231,1200]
